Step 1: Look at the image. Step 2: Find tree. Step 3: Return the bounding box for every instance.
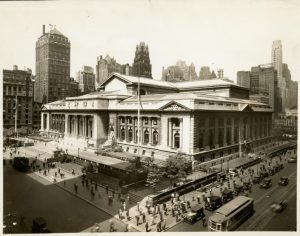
[145,163,162,193]
[163,152,192,184]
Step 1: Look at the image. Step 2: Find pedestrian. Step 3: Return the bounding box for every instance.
[157,220,161,232]
[137,201,140,212]
[162,218,166,231]
[106,185,109,194]
[126,209,130,220]
[202,216,207,227]
[135,215,139,226]
[74,183,78,193]
[197,195,201,204]
[55,172,57,177]
[142,212,146,223]
[145,222,149,232]
[109,221,115,232]
[119,209,123,219]
[58,168,60,174]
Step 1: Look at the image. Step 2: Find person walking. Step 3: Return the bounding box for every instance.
[74,183,78,193]
[145,222,149,232]
[137,201,140,212]
[162,218,166,231]
[135,215,139,226]
[202,216,207,227]
[142,212,146,223]
[126,210,130,221]
[157,220,161,232]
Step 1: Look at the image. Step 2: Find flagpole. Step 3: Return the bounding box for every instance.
[137,75,140,156]
[15,94,18,137]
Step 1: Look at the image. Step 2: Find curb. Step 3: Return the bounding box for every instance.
[54,182,141,232]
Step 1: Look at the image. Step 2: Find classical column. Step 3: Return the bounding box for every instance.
[180,118,183,149]
[168,118,172,147]
[203,116,209,147]
[231,117,235,144]
[65,114,69,135]
[214,117,218,147]
[41,113,45,131]
[223,116,227,146]
[47,113,50,131]
[149,117,153,145]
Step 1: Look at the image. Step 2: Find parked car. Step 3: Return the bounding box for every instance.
[228,168,238,177]
[260,171,269,178]
[268,168,275,176]
[260,178,272,189]
[243,182,251,191]
[278,177,289,186]
[252,175,262,184]
[271,200,287,213]
[217,171,227,182]
[221,189,233,203]
[288,157,297,163]
[204,195,223,211]
[183,205,205,224]
[233,184,244,196]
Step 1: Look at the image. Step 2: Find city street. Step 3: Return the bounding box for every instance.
[3,163,127,233]
[167,154,297,232]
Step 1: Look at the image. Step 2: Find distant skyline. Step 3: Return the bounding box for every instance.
[0,0,299,83]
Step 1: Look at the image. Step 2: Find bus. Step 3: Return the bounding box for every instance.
[208,196,254,231]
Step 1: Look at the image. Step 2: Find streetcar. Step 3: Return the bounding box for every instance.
[208,196,254,231]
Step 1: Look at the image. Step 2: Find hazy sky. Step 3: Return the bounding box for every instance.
[0,0,300,82]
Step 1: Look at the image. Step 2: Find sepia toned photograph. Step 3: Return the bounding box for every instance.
[1,0,299,234]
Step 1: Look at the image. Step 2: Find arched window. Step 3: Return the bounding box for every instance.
[174,132,180,148]
[128,128,133,142]
[121,128,125,140]
[153,130,158,145]
[144,130,149,144]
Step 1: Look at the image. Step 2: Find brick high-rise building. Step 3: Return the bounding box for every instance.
[3,66,37,132]
[95,55,132,88]
[237,71,251,89]
[35,25,70,104]
[76,66,95,94]
[199,66,211,80]
[132,42,152,78]
[162,60,198,82]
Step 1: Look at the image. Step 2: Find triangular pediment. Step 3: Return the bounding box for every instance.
[159,101,190,111]
[239,104,253,111]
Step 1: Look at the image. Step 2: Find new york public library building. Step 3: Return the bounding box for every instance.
[40,73,274,167]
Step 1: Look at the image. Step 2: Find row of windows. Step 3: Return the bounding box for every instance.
[120,117,158,126]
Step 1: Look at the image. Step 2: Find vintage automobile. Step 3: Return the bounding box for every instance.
[243,182,252,191]
[205,195,223,211]
[260,178,272,189]
[233,184,244,196]
[271,200,287,213]
[268,168,275,176]
[252,175,262,184]
[183,205,205,224]
[228,168,238,177]
[217,171,227,182]
[288,157,297,163]
[278,177,289,186]
[260,171,269,178]
[221,189,233,203]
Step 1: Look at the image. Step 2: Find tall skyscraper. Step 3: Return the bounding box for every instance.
[199,66,211,80]
[132,42,152,78]
[237,71,251,88]
[210,70,217,79]
[217,69,224,79]
[271,40,285,112]
[35,25,70,104]
[161,60,198,82]
[95,55,131,88]
[76,66,95,94]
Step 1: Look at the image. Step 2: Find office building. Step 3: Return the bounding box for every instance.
[76,66,95,94]
[199,66,211,80]
[162,60,198,82]
[132,42,152,78]
[35,25,70,104]
[237,71,251,89]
